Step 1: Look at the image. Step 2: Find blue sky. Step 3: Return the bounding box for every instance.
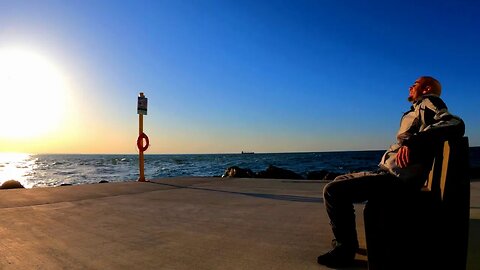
[0,0,479,153]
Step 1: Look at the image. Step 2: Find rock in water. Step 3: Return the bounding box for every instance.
[222,166,255,178]
[1,180,25,189]
[255,165,304,179]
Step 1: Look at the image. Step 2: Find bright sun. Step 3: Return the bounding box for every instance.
[0,48,68,139]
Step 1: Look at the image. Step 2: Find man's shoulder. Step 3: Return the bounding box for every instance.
[419,95,447,111]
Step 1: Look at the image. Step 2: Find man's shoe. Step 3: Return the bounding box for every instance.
[317,242,358,268]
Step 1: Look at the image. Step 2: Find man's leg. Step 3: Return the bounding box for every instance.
[318,171,397,267]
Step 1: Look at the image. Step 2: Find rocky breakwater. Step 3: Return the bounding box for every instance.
[222,165,341,180]
[223,165,480,181]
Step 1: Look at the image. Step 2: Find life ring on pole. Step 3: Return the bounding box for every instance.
[137,132,150,152]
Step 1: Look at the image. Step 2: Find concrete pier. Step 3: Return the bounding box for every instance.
[0,177,478,269]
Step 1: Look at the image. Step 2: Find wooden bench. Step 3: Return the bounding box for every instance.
[364,137,470,270]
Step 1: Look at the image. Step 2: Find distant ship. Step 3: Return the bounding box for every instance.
[241,151,255,154]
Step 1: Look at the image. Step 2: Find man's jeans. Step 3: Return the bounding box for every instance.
[323,170,401,247]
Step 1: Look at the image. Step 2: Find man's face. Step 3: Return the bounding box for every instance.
[408,78,426,102]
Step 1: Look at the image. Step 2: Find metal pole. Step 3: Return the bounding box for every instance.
[138,92,146,182]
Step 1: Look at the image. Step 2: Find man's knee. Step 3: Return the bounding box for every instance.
[333,174,348,181]
[334,171,374,181]
[323,180,341,199]
[324,171,373,198]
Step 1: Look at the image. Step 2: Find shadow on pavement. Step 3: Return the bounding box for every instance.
[151,181,323,203]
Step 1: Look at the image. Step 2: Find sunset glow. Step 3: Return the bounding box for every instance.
[0,48,68,139]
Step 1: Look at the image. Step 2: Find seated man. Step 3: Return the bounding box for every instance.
[317,76,465,268]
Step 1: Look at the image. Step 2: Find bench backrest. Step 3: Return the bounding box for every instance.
[422,137,470,203]
[422,136,470,269]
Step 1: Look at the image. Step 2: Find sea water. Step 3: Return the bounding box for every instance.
[1,148,479,188]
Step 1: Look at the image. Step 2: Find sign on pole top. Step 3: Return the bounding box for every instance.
[137,92,148,115]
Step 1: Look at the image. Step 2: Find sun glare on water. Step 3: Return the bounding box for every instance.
[0,152,34,187]
[0,47,68,139]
